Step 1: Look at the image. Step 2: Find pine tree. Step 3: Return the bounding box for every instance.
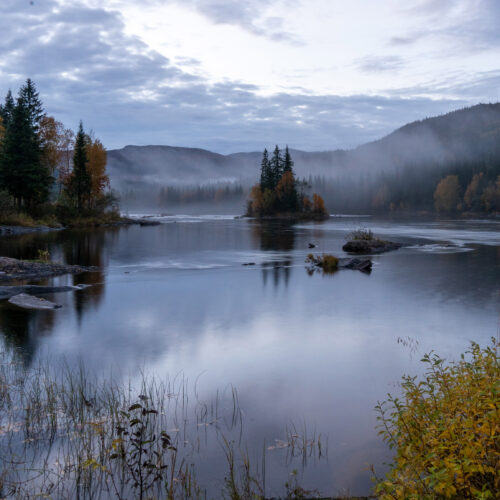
[270,145,283,189]
[1,97,51,208]
[18,79,44,133]
[283,145,294,173]
[68,122,92,211]
[260,148,273,191]
[0,90,15,129]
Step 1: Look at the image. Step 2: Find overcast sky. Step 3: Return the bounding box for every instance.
[1,0,499,152]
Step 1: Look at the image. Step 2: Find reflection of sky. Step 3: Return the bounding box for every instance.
[0,217,499,495]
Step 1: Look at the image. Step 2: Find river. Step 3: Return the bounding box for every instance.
[0,215,498,497]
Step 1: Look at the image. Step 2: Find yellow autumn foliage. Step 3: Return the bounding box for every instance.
[375,339,499,499]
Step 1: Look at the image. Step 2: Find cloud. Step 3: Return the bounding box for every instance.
[354,56,406,73]
[143,0,303,44]
[0,0,496,154]
[389,0,500,51]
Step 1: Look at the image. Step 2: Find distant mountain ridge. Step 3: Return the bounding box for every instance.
[107,103,500,193]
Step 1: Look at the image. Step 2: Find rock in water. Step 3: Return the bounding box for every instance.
[8,293,62,310]
[308,243,316,248]
[339,258,372,272]
[342,239,402,254]
[0,285,77,300]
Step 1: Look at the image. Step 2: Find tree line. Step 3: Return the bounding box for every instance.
[247,145,326,217]
[0,79,113,223]
[306,158,500,215]
[158,183,244,206]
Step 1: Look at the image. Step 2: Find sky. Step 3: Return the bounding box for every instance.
[1,0,499,153]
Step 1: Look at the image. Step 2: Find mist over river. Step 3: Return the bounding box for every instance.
[0,215,499,497]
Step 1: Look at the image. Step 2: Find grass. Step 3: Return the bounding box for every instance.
[0,212,61,228]
[0,352,327,499]
[57,210,126,228]
[346,228,374,241]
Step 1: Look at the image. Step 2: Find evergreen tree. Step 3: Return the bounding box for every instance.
[270,145,283,189]
[1,97,51,208]
[0,90,15,129]
[68,121,92,211]
[259,148,273,191]
[18,79,44,133]
[283,145,294,173]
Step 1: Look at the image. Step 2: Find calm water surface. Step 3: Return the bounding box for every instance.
[0,215,499,496]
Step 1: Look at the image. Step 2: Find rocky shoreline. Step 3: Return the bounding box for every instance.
[0,256,97,284]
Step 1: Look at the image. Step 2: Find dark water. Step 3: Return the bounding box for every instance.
[1,215,499,496]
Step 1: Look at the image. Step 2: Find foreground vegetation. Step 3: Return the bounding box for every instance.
[0,79,121,228]
[0,338,497,498]
[374,339,499,499]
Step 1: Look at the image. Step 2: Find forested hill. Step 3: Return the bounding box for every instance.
[346,103,500,173]
[106,145,343,190]
[108,103,500,212]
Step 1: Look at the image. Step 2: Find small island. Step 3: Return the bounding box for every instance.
[245,145,328,220]
[343,228,402,254]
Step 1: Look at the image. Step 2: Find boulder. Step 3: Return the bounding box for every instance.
[8,293,62,310]
[342,239,401,254]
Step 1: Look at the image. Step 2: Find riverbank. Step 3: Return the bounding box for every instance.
[0,214,141,237]
[0,256,96,283]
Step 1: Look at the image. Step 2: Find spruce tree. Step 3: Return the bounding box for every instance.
[260,148,273,191]
[69,122,92,211]
[270,145,283,189]
[1,97,51,209]
[283,145,294,173]
[0,90,15,129]
[18,79,44,133]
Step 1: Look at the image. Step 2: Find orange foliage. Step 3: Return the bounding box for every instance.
[434,175,460,212]
[86,137,109,205]
[276,171,294,201]
[312,193,326,214]
[39,116,64,174]
[248,184,263,215]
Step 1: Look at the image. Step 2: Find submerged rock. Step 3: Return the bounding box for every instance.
[338,257,372,272]
[0,285,80,300]
[306,254,372,274]
[342,239,401,254]
[8,293,62,310]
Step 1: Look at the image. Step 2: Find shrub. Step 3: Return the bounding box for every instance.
[374,339,499,499]
[305,253,339,273]
[347,228,374,241]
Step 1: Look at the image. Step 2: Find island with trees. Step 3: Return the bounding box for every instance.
[0,79,121,229]
[245,145,328,219]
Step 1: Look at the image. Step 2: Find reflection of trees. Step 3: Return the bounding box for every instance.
[251,221,295,289]
[0,305,55,366]
[252,221,295,252]
[61,228,118,321]
[0,227,120,358]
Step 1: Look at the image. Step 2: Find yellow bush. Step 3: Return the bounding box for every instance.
[305,253,339,273]
[374,339,499,499]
